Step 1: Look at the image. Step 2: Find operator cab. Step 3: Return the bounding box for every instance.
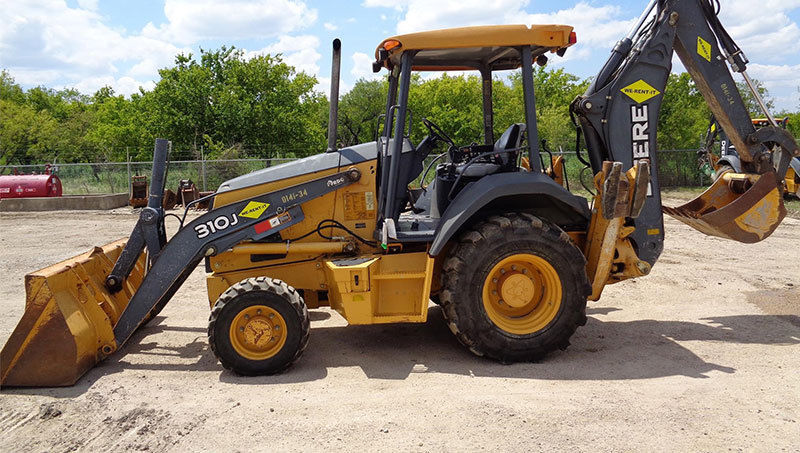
[369,25,580,244]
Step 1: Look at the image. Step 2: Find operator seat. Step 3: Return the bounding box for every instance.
[458,123,526,177]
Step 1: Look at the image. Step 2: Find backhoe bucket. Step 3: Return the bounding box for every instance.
[0,239,145,387]
[662,172,785,243]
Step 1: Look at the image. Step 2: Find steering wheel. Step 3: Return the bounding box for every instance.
[422,118,457,150]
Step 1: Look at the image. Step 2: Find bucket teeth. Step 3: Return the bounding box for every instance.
[1,239,145,387]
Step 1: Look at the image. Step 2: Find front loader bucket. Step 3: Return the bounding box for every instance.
[662,172,785,243]
[0,240,145,387]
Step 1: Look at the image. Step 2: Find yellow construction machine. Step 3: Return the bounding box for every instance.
[699,116,800,197]
[2,0,798,386]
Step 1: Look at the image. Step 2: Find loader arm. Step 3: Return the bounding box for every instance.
[0,147,362,386]
[572,0,800,263]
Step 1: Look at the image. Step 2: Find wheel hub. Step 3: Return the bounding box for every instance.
[482,253,563,335]
[229,305,286,360]
[500,273,536,308]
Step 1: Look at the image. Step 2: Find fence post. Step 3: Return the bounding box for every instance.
[126,147,131,196]
[201,146,207,191]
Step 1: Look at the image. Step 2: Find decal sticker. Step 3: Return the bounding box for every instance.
[327,176,346,187]
[254,212,292,235]
[239,201,269,219]
[281,188,308,204]
[620,79,661,104]
[697,36,712,62]
[344,192,370,220]
[630,104,653,196]
[0,188,9,193]
[364,191,375,211]
[195,213,239,239]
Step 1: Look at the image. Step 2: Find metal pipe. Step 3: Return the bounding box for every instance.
[480,67,494,145]
[327,39,342,152]
[148,138,169,209]
[384,52,413,221]
[377,72,398,219]
[626,0,657,41]
[520,46,542,172]
[231,241,348,255]
[741,71,778,127]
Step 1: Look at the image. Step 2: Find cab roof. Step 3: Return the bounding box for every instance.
[375,24,576,71]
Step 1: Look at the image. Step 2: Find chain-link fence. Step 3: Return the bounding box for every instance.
[0,158,294,195]
[0,149,707,195]
[553,148,710,193]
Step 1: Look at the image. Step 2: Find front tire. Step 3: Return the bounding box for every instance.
[440,213,590,362]
[208,277,309,376]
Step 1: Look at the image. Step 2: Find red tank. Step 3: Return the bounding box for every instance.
[0,166,62,199]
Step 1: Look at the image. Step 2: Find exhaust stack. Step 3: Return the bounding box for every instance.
[327,38,342,152]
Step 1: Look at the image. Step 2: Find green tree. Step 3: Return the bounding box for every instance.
[657,72,710,150]
[144,46,327,159]
[337,78,388,146]
[0,100,58,165]
[0,70,25,104]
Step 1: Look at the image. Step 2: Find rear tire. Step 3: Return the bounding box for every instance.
[208,277,309,375]
[440,213,590,362]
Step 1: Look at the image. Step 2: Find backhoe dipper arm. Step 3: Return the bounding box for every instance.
[572,0,800,264]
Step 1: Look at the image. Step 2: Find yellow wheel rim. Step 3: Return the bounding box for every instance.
[229,305,287,360]
[482,253,562,335]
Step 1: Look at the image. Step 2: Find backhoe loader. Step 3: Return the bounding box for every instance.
[699,116,800,197]
[2,0,798,386]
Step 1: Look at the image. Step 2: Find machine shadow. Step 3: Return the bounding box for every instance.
[218,306,799,385]
[8,308,798,397]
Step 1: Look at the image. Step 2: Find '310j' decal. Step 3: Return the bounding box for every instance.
[195,213,239,239]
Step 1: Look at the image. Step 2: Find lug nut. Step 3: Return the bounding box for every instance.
[256,309,262,315]
[269,313,275,319]
[500,269,506,275]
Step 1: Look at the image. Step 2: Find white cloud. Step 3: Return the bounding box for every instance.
[143,0,317,44]
[351,52,381,81]
[324,22,338,31]
[73,76,155,96]
[0,0,185,95]
[246,35,322,76]
[366,0,631,62]
[76,0,98,11]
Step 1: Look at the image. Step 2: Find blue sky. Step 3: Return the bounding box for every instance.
[2,0,800,110]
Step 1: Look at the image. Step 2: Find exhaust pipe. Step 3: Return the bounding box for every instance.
[327,38,342,152]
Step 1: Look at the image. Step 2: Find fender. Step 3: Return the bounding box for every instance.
[429,172,591,256]
[717,155,742,173]
[790,157,800,176]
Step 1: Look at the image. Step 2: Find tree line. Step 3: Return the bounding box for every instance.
[1,45,797,167]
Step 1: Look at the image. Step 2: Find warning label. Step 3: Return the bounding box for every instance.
[697,36,712,62]
[239,201,269,219]
[620,79,661,104]
[344,192,374,220]
[254,212,291,234]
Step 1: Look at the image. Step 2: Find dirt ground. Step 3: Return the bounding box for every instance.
[0,199,798,452]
